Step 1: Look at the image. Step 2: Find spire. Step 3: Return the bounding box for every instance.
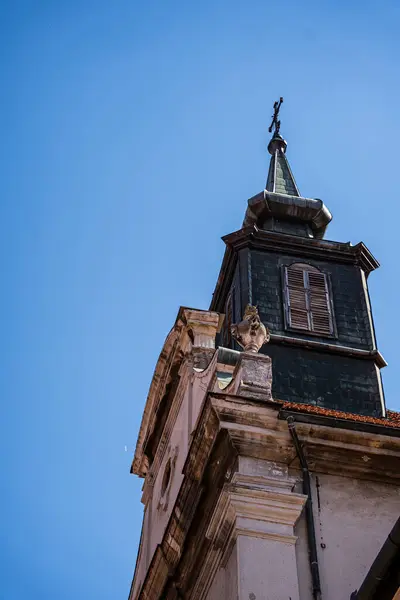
[243,98,332,239]
[266,98,300,197]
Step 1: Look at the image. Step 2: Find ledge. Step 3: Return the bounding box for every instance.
[269,333,387,368]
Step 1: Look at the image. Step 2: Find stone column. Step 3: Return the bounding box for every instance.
[204,471,307,600]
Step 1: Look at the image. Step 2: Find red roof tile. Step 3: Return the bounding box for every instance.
[281,402,400,429]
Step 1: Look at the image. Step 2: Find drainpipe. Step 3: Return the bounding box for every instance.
[287,416,322,600]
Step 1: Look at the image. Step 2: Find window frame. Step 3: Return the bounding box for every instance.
[281,263,337,339]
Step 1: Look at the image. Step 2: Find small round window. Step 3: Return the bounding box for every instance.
[161,458,172,496]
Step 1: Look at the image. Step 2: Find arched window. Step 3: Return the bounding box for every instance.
[284,263,334,336]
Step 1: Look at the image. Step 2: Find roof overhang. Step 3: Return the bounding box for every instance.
[244,190,332,239]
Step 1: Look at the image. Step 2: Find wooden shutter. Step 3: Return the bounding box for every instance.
[285,265,333,336]
[285,267,310,330]
[308,271,333,335]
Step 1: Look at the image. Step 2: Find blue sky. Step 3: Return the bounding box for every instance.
[1,1,400,599]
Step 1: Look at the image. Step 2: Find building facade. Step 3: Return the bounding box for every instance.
[128,104,400,600]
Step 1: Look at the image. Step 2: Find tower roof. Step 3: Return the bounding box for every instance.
[266,132,300,196]
[243,98,332,239]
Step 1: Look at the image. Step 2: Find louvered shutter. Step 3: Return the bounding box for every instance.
[285,265,334,336]
[307,271,333,335]
[285,267,310,330]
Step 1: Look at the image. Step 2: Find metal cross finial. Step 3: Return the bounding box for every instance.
[268,97,284,134]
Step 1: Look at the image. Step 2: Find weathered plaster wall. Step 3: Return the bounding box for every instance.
[205,564,225,599]
[292,470,400,600]
[309,472,400,600]
[237,534,300,600]
[226,546,239,600]
[294,511,313,600]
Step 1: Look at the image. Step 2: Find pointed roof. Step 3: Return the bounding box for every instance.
[242,103,333,239]
[266,132,300,196]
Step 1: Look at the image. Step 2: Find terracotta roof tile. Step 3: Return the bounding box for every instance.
[281,402,400,429]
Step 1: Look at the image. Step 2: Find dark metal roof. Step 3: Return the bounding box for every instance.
[266,143,301,197]
[244,190,332,239]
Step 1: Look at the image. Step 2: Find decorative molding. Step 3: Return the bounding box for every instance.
[235,527,297,544]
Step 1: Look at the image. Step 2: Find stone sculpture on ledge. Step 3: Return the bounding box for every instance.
[231,305,270,353]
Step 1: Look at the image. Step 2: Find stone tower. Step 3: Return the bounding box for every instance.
[128,103,400,600]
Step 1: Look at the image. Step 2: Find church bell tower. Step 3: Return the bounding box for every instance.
[128,100,400,600]
[211,97,385,417]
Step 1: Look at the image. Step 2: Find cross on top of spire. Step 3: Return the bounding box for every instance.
[268,97,284,135]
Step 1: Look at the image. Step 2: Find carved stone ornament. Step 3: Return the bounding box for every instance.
[231,305,270,353]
